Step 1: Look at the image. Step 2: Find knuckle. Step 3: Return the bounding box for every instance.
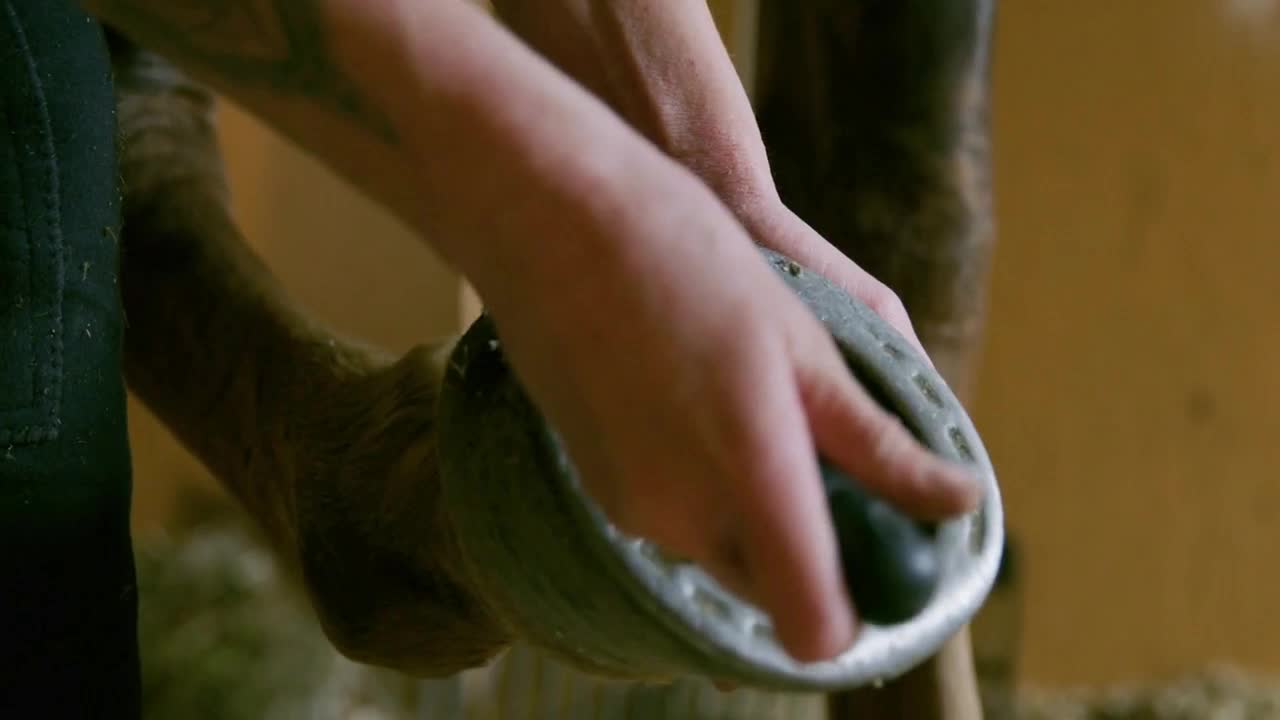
[603,480,703,557]
[866,288,910,325]
[799,368,843,414]
[866,412,912,465]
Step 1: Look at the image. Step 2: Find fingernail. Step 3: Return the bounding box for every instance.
[783,607,857,663]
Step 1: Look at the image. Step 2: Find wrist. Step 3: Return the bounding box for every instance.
[383,66,688,320]
[671,130,780,222]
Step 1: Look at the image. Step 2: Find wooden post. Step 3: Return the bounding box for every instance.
[752,1,999,717]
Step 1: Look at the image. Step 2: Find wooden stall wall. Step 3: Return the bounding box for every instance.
[978,0,1280,687]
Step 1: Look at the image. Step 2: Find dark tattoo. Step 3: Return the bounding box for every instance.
[91,0,398,143]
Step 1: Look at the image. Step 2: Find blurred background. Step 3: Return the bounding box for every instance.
[126,0,1280,702]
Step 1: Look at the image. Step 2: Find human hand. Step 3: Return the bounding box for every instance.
[490,0,928,361]
[475,163,978,663]
[98,0,980,680]
[732,196,933,362]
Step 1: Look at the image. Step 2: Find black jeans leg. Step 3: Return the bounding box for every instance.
[1,1,140,716]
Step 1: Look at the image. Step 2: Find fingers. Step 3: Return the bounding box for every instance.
[801,350,980,519]
[812,255,930,362]
[634,327,975,666]
[727,369,857,663]
[750,207,933,361]
[694,541,755,602]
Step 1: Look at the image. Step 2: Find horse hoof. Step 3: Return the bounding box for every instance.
[437,247,1004,692]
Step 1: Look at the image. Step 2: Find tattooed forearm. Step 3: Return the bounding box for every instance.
[87,0,398,143]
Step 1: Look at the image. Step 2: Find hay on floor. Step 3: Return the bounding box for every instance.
[135,494,1280,719]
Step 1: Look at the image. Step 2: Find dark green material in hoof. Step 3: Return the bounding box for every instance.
[822,462,941,626]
